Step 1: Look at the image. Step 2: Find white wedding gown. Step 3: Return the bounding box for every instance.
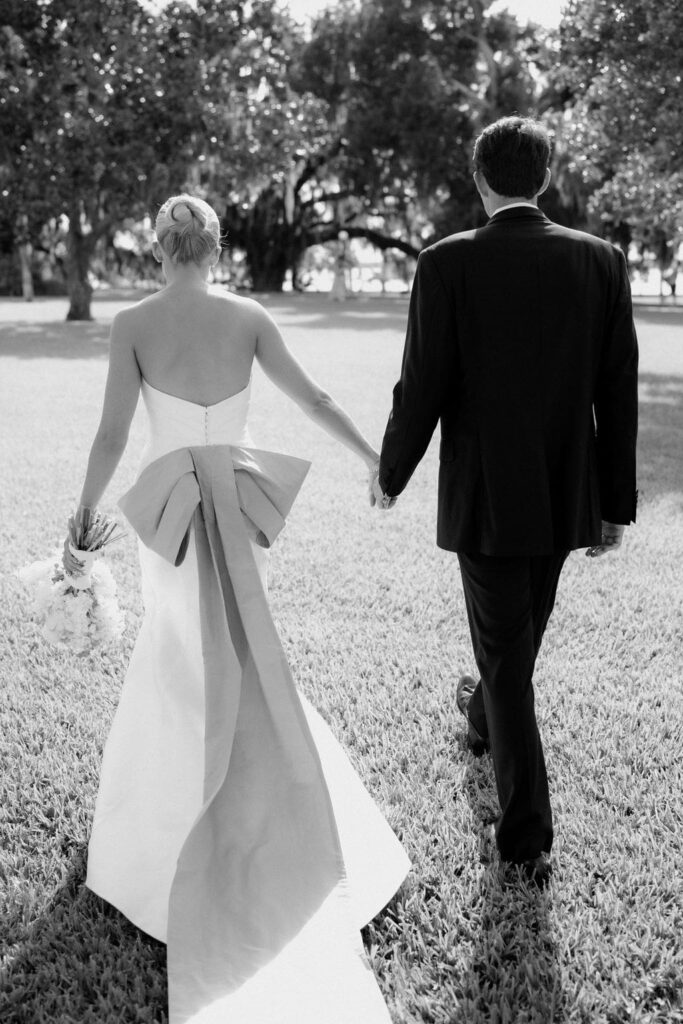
[85,378,411,1023]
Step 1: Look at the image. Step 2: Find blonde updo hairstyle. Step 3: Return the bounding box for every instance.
[155,194,221,266]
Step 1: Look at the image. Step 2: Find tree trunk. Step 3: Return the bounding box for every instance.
[226,187,300,293]
[65,206,96,321]
[249,256,289,292]
[244,205,290,293]
[18,242,34,301]
[15,214,34,301]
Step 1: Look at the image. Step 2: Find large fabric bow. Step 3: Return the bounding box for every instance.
[118,445,359,1024]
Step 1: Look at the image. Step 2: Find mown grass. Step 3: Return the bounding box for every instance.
[1,295,682,1024]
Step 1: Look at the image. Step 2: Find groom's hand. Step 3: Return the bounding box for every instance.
[368,466,397,510]
[586,521,626,558]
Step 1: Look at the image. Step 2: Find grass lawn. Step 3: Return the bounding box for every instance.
[1,293,682,1024]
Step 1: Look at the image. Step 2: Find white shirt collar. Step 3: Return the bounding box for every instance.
[490,201,539,217]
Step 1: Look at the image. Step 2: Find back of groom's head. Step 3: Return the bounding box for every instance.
[473,117,551,199]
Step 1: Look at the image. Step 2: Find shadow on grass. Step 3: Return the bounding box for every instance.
[262,294,411,333]
[0,322,110,360]
[363,742,564,1023]
[455,749,565,1023]
[637,372,683,507]
[0,843,167,1024]
[632,304,683,326]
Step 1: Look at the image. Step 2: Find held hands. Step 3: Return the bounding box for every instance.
[586,521,626,558]
[367,460,397,510]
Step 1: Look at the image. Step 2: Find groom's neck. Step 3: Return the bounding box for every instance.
[486,194,539,217]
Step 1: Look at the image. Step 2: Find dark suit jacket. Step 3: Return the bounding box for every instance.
[379,206,639,556]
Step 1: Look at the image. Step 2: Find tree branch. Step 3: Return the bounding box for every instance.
[346,226,420,258]
[293,136,344,195]
[300,188,356,210]
[307,223,420,258]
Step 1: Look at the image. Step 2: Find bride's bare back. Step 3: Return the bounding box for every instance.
[125,287,259,406]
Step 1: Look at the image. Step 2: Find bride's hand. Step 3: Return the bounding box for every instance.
[367,459,380,507]
[62,537,85,576]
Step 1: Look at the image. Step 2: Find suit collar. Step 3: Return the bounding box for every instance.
[487,206,549,225]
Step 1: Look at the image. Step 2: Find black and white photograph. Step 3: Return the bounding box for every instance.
[1,0,681,1022]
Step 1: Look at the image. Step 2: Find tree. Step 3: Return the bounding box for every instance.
[194,0,351,291]
[202,0,496,291]
[303,0,491,247]
[0,1,58,298]
[557,0,683,248]
[0,0,204,319]
[281,0,554,279]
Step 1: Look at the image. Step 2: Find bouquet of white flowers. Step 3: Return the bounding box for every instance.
[17,507,126,654]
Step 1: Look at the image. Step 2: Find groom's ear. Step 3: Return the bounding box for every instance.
[473,170,489,199]
[538,167,551,197]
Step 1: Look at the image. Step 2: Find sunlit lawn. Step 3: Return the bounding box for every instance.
[1,292,682,1023]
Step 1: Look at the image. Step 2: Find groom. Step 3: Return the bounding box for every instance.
[372,117,638,887]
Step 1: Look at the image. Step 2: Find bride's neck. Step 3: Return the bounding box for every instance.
[162,262,212,293]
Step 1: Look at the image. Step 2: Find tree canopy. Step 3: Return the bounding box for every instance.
[1,0,204,316]
[557,0,683,251]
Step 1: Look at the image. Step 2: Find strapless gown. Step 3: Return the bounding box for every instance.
[85,378,411,1023]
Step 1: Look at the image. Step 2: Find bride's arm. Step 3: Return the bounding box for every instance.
[63,312,140,572]
[76,311,141,510]
[254,305,378,469]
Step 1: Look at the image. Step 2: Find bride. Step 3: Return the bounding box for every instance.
[64,194,410,1024]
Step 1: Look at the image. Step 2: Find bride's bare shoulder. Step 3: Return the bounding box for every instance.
[113,288,270,337]
[111,290,164,325]
[208,289,271,327]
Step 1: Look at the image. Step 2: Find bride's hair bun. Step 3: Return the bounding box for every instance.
[155,194,221,265]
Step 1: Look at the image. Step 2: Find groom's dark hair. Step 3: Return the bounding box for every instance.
[473,117,551,198]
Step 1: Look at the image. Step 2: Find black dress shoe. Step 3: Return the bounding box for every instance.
[503,854,553,890]
[456,675,490,756]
